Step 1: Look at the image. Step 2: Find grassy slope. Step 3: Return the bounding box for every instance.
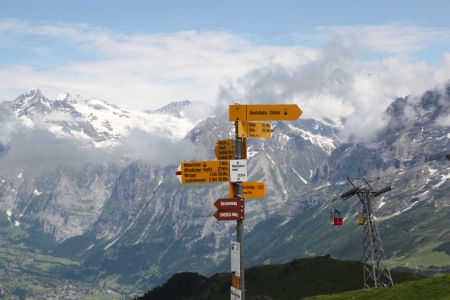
[136,255,426,300]
[305,274,450,300]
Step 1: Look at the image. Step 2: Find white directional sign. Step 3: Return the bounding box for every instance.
[231,287,241,300]
[229,159,247,182]
[231,241,240,276]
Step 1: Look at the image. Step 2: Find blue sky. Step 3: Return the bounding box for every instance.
[1,0,450,138]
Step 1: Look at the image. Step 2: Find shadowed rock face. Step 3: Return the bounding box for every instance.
[0,85,448,292]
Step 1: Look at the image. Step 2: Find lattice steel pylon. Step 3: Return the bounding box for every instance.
[340,179,394,289]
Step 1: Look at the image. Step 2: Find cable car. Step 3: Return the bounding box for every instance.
[358,217,368,225]
[358,209,368,225]
[330,209,343,226]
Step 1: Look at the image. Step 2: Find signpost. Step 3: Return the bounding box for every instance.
[214,139,235,160]
[237,121,273,139]
[231,241,242,300]
[176,159,247,184]
[230,182,266,199]
[229,104,302,121]
[176,102,303,300]
[230,159,248,182]
[215,139,247,160]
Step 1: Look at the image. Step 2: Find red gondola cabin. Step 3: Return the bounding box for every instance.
[331,209,343,226]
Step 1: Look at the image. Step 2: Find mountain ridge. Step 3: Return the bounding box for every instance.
[0,85,448,298]
[2,89,204,149]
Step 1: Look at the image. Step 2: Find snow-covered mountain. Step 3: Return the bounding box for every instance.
[4,89,207,148]
[0,85,448,298]
[244,84,450,272]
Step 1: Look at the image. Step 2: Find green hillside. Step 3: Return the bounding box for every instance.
[306,273,450,300]
[135,255,427,300]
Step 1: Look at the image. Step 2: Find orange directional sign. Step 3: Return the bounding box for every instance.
[214,139,247,160]
[214,209,244,221]
[237,121,273,138]
[215,140,236,160]
[176,159,247,184]
[176,160,230,184]
[229,104,302,121]
[229,182,267,199]
[232,274,241,289]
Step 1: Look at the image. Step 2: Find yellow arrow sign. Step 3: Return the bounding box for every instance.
[230,182,267,198]
[214,140,236,160]
[237,121,272,139]
[177,160,248,184]
[214,139,247,159]
[177,161,230,184]
[229,104,302,121]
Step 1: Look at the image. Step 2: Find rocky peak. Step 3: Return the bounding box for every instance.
[145,100,191,118]
[10,89,54,117]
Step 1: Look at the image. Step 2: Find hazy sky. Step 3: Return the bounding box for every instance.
[1,0,450,124]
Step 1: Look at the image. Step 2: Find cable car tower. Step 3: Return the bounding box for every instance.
[340,178,394,289]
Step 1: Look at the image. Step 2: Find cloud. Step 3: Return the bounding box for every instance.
[1,20,450,145]
[1,128,109,172]
[0,20,315,111]
[181,101,215,123]
[316,23,450,55]
[113,129,209,165]
[217,25,450,144]
[0,105,16,145]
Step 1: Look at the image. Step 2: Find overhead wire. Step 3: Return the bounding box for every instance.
[244,152,449,267]
[246,200,334,255]
[366,152,449,183]
[252,221,330,266]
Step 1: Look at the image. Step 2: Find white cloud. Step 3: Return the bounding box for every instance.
[317,23,450,55]
[0,20,316,110]
[1,20,450,145]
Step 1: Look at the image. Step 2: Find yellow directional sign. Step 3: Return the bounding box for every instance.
[237,121,272,139]
[214,139,247,159]
[229,104,302,121]
[230,182,267,198]
[177,159,247,184]
[177,161,230,184]
[215,140,236,160]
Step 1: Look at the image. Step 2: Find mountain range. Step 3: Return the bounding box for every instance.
[0,85,448,298]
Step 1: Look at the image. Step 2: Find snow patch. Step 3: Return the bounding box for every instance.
[6,210,12,225]
[104,238,119,250]
[292,167,308,184]
[247,146,258,158]
[432,173,450,189]
[265,153,275,166]
[315,182,331,190]
[377,201,419,221]
[287,124,336,154]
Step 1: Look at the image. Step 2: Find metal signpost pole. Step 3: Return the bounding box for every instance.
[235,121,245,299]
[178,104,302,299]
